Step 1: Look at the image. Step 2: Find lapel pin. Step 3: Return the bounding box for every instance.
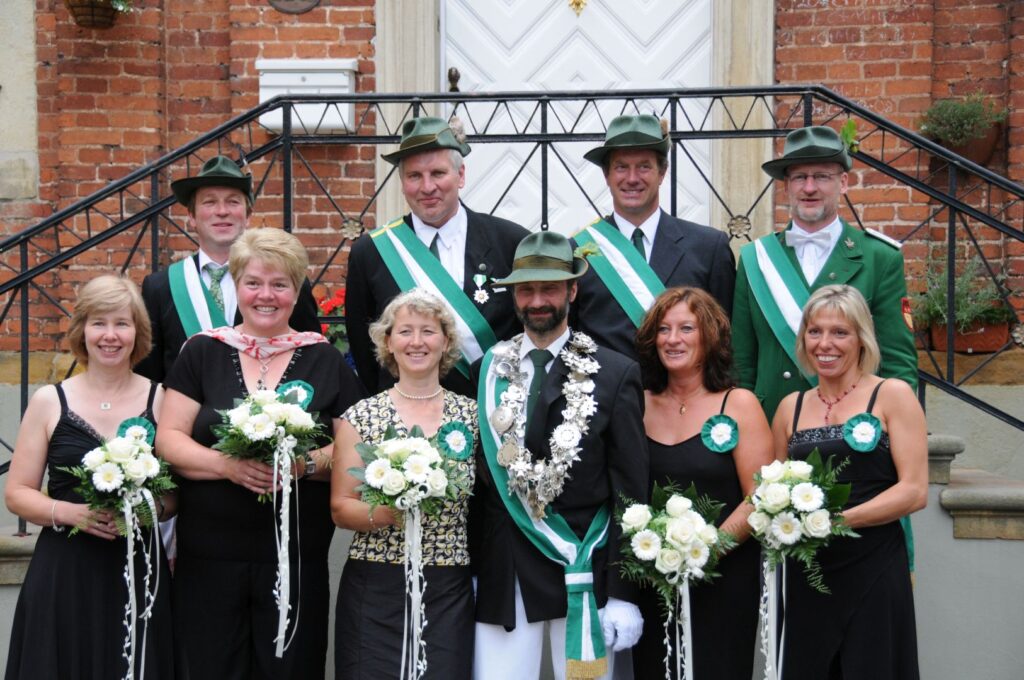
[844,237,855,249]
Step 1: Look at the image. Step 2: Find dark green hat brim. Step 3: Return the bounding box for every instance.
[491,257,589,287]
[762,126,853,180]
[584,115,671,166]
[381,118,472,165]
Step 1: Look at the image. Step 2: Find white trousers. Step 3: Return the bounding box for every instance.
[473,579,616,680]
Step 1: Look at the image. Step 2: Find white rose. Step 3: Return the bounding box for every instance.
[685,541,710,569]
[770,512,804,545]
[709,422,734,446]
[630,529,661,561]
[426,468,448,497]
[852,422,877,444]
[260,401,288,424]
[409,438,441,464]
[138,453,161,479]
[251,389,279,406]
[654,548,684,575]
[124,458,148,485]
[364,459,391,489]
[802,509,832,539]
[665,495,693,517]
[790,482,825,512]
[698,525,719,545]
[747,511,771,535]
[92,462,125,492]
[786,460,813,480]
[105,437,136,464]
[381,469,407,496]
[82,447,107,471]
[284,406,315,431]
[228,404,251,428]
[760,483,792,513]
[620,504,652,533]
[684,509,707,533]
[242,413,276,441]
[665,516,697,549]
[402,454,431,484]
[760,460,786,483]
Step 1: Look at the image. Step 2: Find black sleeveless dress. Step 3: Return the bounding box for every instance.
[781,382,919,680]
[633,390,761,680]
[5,382,180,680]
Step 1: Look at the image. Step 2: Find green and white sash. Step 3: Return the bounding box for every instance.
[574,219,666,327]
[478,347,610,679]
[371,218,498,378]
[168,258,228,338]
[740,235,817,385]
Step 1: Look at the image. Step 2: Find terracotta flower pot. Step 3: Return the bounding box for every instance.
[929,321,1009,353]
[948,122,1003,167]
[64,0,119,29]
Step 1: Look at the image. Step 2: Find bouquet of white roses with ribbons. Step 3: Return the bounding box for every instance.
[210,380,328,659]
[748,449,857,680]
[60,417,175,680]
[618,483,735,680]
[350,422,474,680]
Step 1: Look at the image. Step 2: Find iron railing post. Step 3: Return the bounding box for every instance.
[149,172,160,271]
[541,97,548,231]
[282,103,293,232]
[802,93,813,127]
[670,95,678,215]
[17,243,28,536]
[946,169,957,381]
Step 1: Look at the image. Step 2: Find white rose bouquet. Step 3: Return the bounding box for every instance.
[618,483,735,680]
[748,449,857,594]
[350,423,472,517]
[211,382,326,502]
[60,418,175,536]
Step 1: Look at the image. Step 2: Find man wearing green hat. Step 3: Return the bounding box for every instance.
[346,116,529,397]
[571,114,736,359]
[731,125,918,420]
[472,231,647,679]
[136,155,320,382]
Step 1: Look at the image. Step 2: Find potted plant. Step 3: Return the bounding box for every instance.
[919,93,1008,166]
[64,0,133,29]
[912,256,1017,353]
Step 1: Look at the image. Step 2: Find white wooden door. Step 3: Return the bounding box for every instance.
[442,0,712,234]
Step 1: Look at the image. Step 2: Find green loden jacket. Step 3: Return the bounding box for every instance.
[732,220,919,422]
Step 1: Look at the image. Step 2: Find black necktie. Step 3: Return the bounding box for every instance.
[429,234,441,259]
[526,349,553,425]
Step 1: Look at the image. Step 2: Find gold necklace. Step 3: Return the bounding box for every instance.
[670,387,706,415]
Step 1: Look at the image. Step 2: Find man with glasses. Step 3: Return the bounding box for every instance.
[731,125,918,420]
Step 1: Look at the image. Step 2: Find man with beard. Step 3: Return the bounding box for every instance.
[472,231,648,680]
[345,116,528,397]
[732,125,917,421]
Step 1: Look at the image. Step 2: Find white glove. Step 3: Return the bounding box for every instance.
[600,597,643,651]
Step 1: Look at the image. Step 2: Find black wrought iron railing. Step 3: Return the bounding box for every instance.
[2,84,1022,476]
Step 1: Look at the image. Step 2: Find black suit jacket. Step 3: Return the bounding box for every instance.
[345,207,529,397]
[135,254,321,382]
[470,334,649,627]
[571,210,736,360]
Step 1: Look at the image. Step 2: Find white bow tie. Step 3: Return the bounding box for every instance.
[785,229,832,253]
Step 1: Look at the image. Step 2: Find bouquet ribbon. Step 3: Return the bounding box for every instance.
[479,349,610,679]
[400,506,427,680]
[120,489,161,680]
[271,432,300,658]
[758,555,786,680]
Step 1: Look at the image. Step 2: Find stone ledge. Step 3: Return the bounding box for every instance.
[939,469,1024,540]
[928,433,965,484]
[0,528,38,585]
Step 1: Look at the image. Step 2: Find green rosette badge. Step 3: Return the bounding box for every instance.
[701,414,738,453]
[277,380,315,409]
[435,421,474,461]
[843,413,882,452]
[116,416,156,445]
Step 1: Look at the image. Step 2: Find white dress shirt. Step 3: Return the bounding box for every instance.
[613,209,660,264]
[197,249,237,323]
[788,217,842,284]
[412,204,468,287]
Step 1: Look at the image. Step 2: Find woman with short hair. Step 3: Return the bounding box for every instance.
[773,284,926,679]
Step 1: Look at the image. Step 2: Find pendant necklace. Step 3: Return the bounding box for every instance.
[255,355,274,391]
[816,380,859,424]
[672,387,705,415]
[394,385,443,401]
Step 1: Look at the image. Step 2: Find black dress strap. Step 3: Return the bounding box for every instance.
[792,390,807,432]
[865,380,886,414]
[145,380,159,415]
[54,382,69,412]
[719,387,736,414]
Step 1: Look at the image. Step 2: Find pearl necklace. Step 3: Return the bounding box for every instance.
[394,385,443,401]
